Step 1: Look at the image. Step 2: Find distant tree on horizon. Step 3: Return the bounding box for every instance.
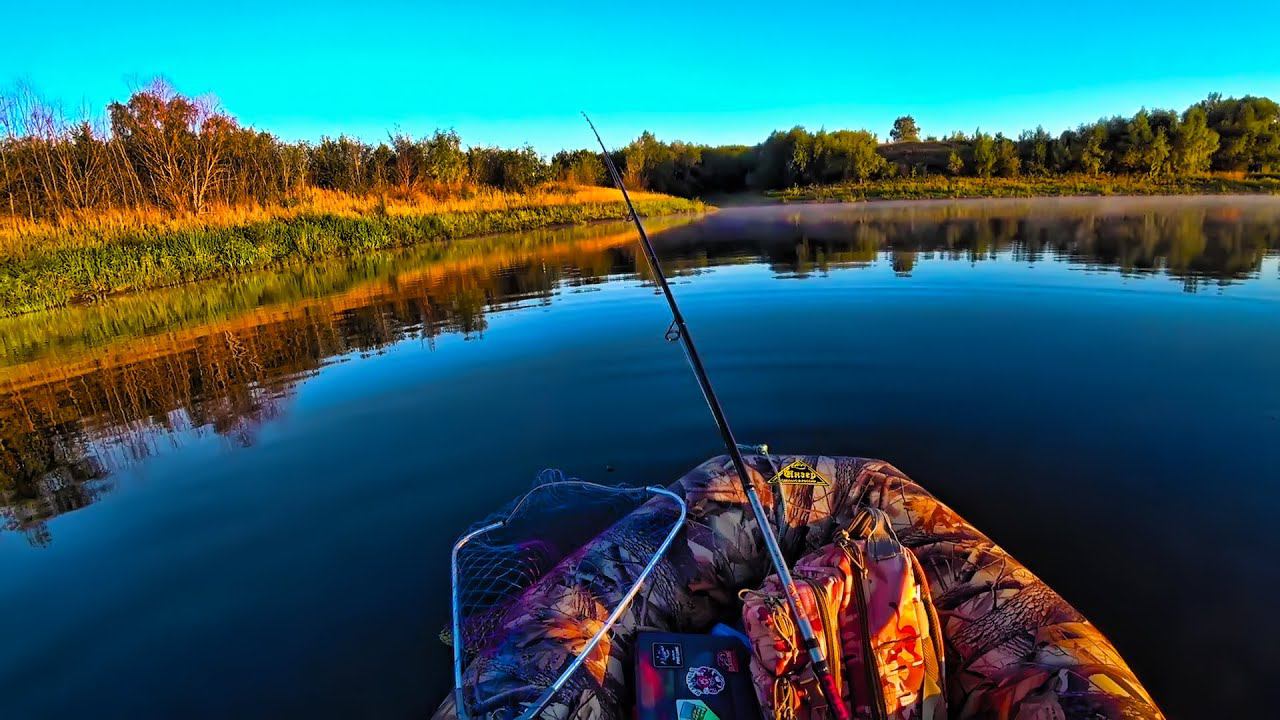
[1171,107,1220,174]
[890,116,921,143]
[1197,94,1280,172]
[971,131,996,177]
[1078,123,1110,175]
[551,149,607,185]
[994,134,1021,177]
[1019,127,1052,174]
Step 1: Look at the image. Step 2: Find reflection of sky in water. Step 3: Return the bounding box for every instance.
[1,198,1279,719]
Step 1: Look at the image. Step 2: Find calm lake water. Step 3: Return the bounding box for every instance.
[3,197,1279,719]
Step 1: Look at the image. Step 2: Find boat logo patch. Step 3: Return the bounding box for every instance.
[685,666,725,696]
[652,642,683,668]
[767,459,829,486]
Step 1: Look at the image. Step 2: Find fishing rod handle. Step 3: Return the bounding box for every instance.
[809,650,851,720]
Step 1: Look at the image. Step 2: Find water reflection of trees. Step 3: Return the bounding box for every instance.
[0,240,640,545]
[3,200,1278,544]
[653,201,1280,288]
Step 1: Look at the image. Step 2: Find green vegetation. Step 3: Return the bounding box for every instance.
[0,213,698,368]
[5,83,1278,219]
[0,80,703,316]
[2,79,1278,318]
[890,116,921,143]
[0,81,571,220]
[0,197,701,317]
[766,174,1280,203]
[575,95,1280,196]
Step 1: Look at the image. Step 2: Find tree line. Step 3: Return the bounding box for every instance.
[0,80,556,222]
[600,96,1278,195]
[2,80,1278,223]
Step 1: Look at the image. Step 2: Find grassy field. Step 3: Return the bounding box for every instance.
[767,174,1280,203]
[0,214,700,373]
[0,185,703,318]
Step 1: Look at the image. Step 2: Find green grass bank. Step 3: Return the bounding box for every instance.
[767,174,1280,203]
[0,197,703,318]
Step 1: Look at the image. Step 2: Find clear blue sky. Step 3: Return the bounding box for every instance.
[6,0,1279,154]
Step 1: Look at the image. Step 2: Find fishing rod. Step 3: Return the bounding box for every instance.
[583,114,849,720]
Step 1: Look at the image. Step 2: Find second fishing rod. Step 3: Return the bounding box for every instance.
[583,113,849,720]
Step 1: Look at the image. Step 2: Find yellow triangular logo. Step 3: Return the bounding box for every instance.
[767,459,829,486]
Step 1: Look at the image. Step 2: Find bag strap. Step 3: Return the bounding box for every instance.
[844,506,901,561]
[907,550,946,686]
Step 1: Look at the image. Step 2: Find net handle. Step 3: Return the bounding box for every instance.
[451,482,687,720]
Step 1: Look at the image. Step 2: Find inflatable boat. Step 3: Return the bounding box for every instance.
[437,455,1163,720]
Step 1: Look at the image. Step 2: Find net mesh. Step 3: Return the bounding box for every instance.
[452,469,653,662]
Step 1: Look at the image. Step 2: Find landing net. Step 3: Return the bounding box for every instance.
[450,470,653,662]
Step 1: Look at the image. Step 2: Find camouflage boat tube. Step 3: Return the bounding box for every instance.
[435,455,1163,720]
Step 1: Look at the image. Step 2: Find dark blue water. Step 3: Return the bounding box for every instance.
[2,197,1278,718]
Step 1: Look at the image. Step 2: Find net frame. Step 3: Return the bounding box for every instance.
[450,475,686,720]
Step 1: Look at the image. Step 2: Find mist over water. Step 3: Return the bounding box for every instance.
[2,197,1279,718]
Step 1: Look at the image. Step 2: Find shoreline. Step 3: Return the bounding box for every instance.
[759,174,1280,204]
[0,195,705,319]
[6,178,1279,319]
[710,191,1280,211]
[0,215,708,385]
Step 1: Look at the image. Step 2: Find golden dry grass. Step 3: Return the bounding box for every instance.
[0,183,676,259]
[0,182,706,317]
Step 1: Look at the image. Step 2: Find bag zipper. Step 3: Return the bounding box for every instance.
[795,577,843,704]
[839,538,887,720]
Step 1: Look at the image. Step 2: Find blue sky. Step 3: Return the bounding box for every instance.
[5,1,1279,153]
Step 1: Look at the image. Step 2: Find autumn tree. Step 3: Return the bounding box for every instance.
[389,131,423,192]
[1,83,147,220]
[108,80,235,213]
[217,128,300,205]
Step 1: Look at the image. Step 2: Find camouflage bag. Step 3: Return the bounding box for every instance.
[742,507,946,720]
[740,561,847,720]
[839,507,946,720]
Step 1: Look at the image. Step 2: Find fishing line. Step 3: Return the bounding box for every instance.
[583,113,849,720]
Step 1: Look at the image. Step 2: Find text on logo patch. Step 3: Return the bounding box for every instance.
[767,459,829,486]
